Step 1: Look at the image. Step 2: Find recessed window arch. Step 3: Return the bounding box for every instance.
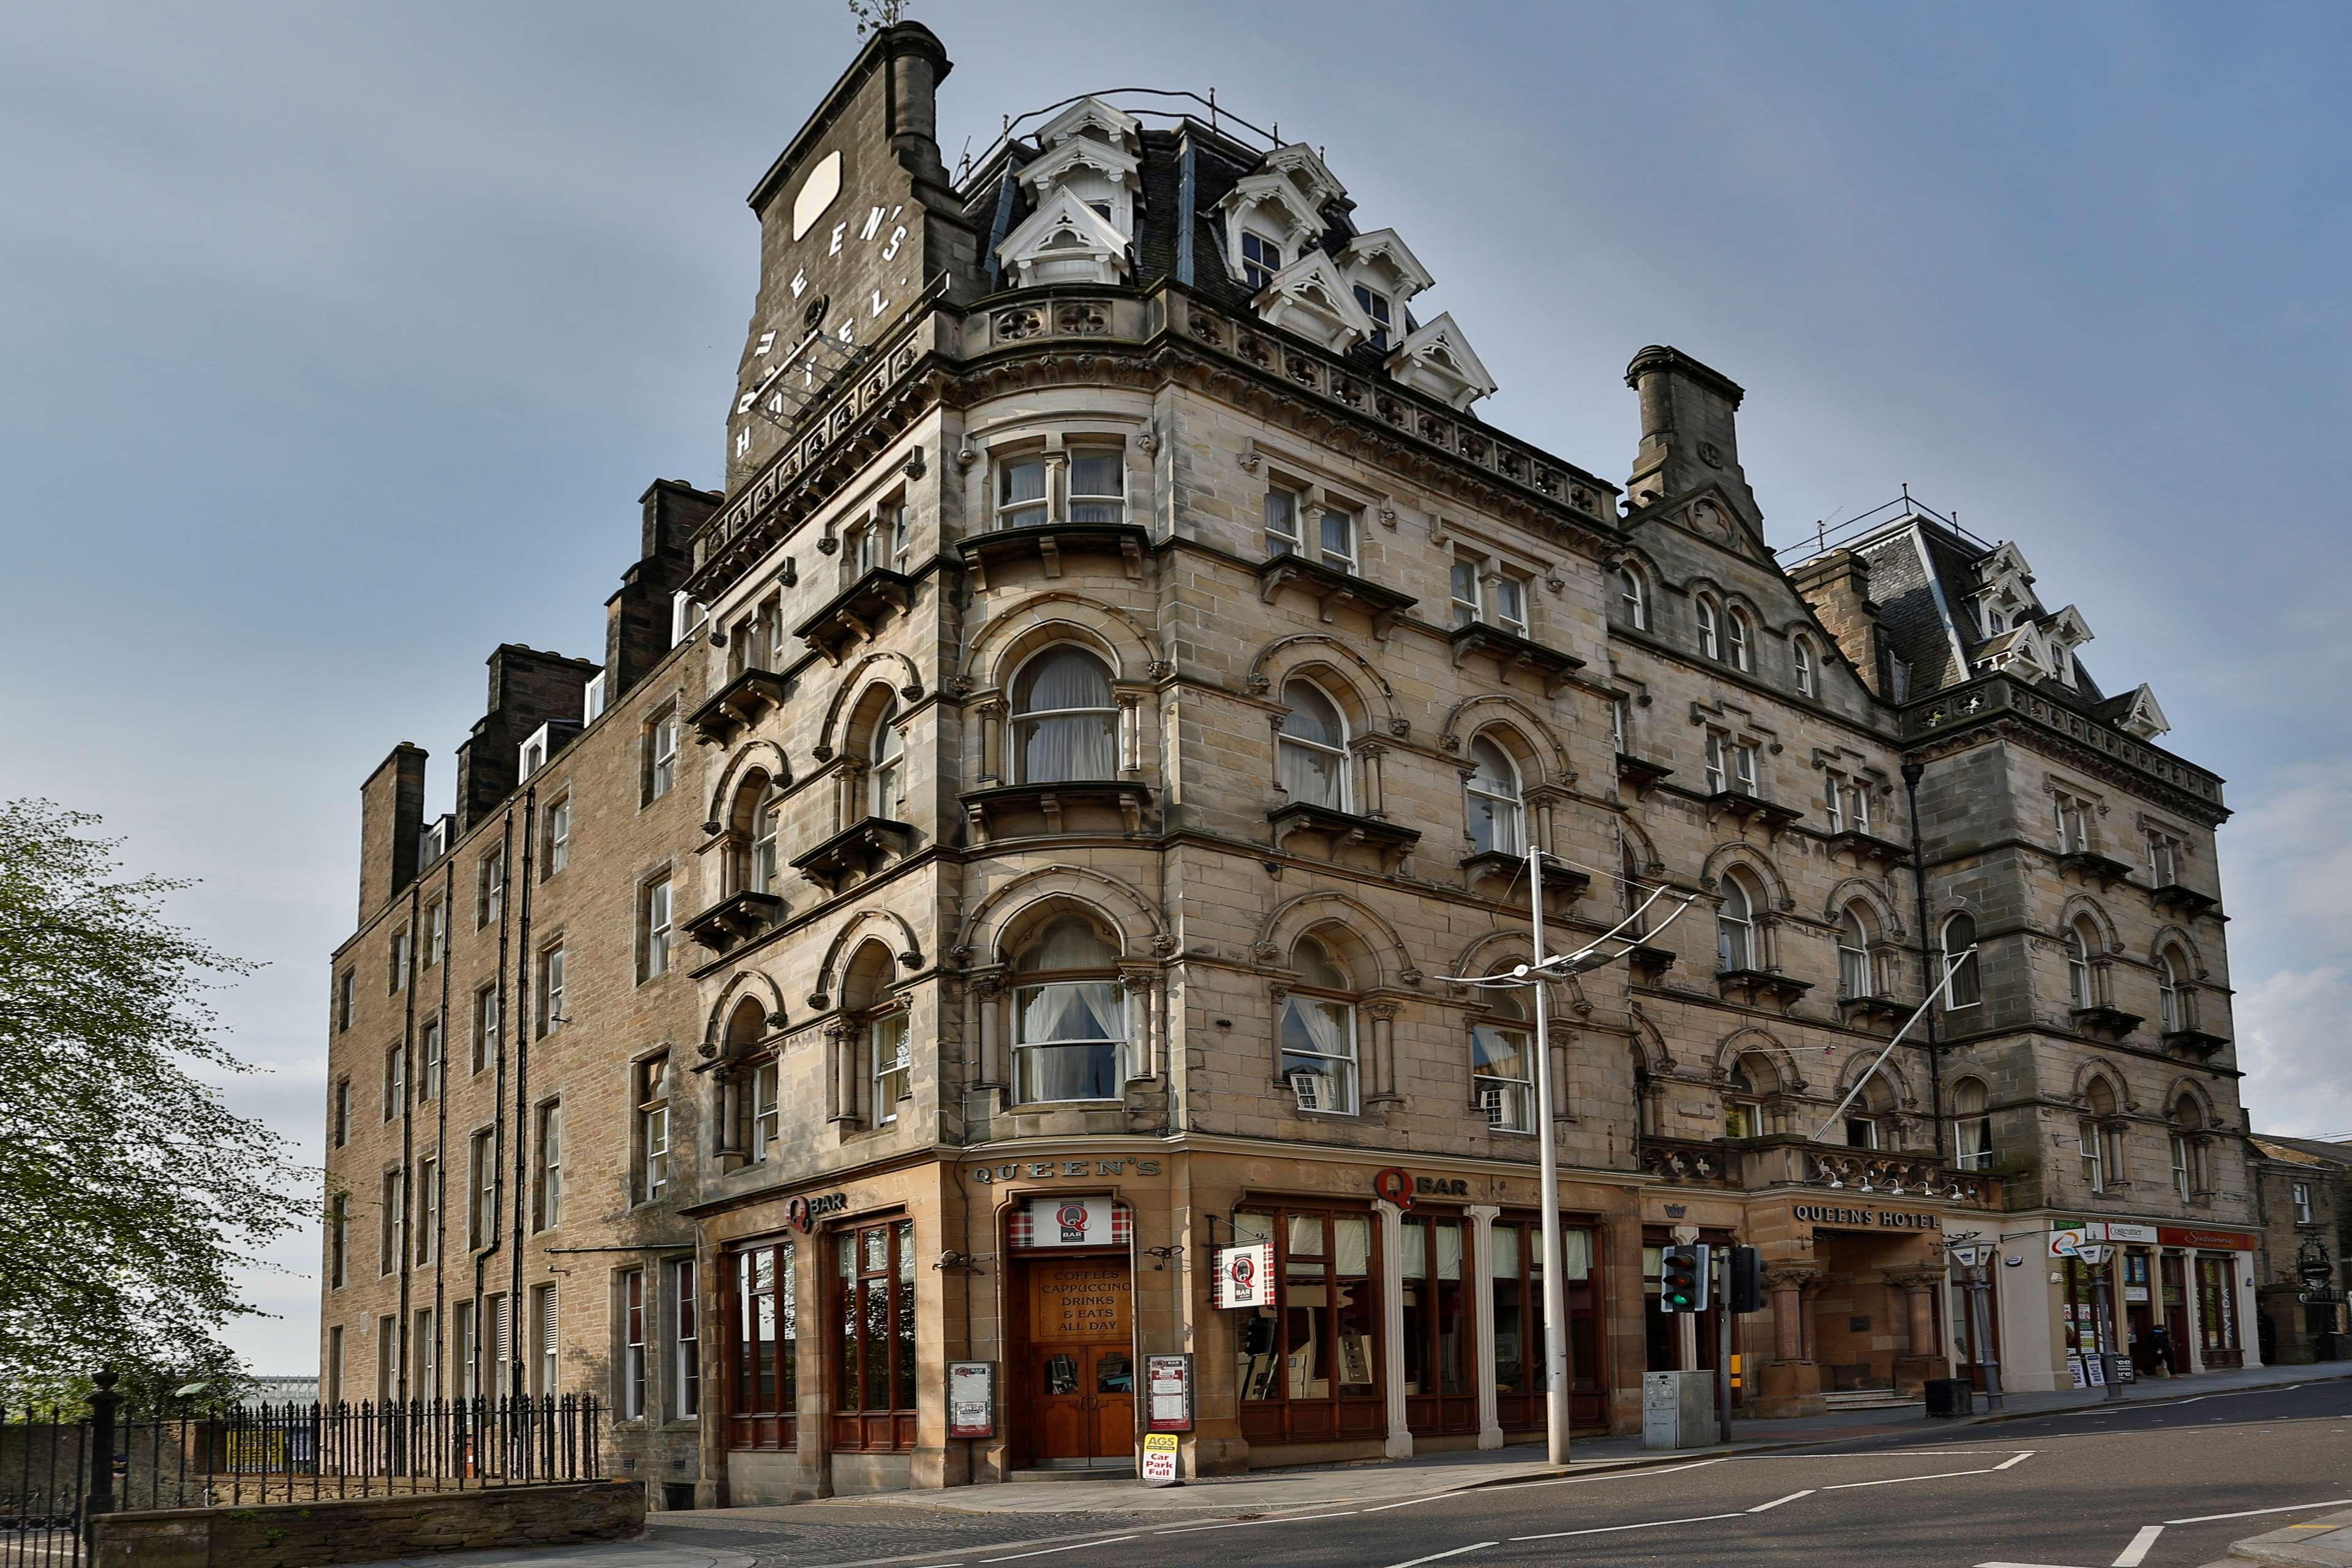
[1940,913,1981,1008]
[840,940,911,1126]
[2080,1076,2119,1192]
[866,696,905,821]
[1695,595,1722,660]
[1836,904,1875,999]
[1725,608,1754,672]
[1464,735,1524,856]
[2157,946,2188,1032]
[1843,1070,1893,1149]
[1277,677,1352,810]
[1724,1052,1775,1139]
[1010,644,1119,784]
[1716,870,1760,973]
[1280,932,1360,1114]
[1471,985,1533,1133]
[726,773,784,897]
[1617,565,1648,630]
[1009,912,1126,1103]
[1953,1077,1994,1169]
[1792,635,1817,697]
[2170,1093,2206,1197]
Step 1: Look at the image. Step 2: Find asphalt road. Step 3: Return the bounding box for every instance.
[654,1379,2352,1568]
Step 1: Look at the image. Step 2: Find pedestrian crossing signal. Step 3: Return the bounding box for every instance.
[1660,1245,1710,1313]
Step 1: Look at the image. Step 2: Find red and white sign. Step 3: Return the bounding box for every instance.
[2160,1226,2256,1251]
[1214,1243,1273,1309]
[1019,1196,1117,1250]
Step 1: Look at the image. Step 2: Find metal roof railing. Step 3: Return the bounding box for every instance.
[1775,485,1999,564]
[956,86,1282,184]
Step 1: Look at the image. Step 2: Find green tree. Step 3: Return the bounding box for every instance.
[0,799,305,1406]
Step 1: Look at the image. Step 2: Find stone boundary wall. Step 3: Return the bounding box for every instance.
[89,1478,643,1568]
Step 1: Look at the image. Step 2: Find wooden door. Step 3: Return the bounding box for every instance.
[1022,1256,1134,1464]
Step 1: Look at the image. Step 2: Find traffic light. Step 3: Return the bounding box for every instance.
[1660,1245,1711,1313]
[1728,1245,1765,1314]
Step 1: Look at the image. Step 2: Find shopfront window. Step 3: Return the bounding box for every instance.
[832,1218,918,1452]
[728,1242,797,1450]
[1494,1218,1602,1430]
[2196,1254,2242,1366]
[1401,1213,1473,1436]
[1233,1205,1381,1446]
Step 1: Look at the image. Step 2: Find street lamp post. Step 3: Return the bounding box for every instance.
[2078,1242,2126,1401]
[1945,1234,2004,1412]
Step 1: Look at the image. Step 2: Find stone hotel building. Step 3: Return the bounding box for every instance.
[318,23,2260,1506]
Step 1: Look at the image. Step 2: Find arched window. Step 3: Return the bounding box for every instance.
[1793,636,1817,697]
[1724,1057,1767,1140]
[2082,1077,2118,1193]
[839,941,909,1126]
[1954,1078,1993,1169]
[1012,647,1118,783]
[2066,919,2097,1009]
[1618,566,1647,629]
[1696,596,1722,660]
[1716,872,1758,973]
[1471,986,1532,1133]
[1941,913,1981,1008]
[1837,906,1875,999]
[1280,933,1359,1114]
[750,778,782,895]
[2157,949,2184,1033]
[2171,1095,2204,1198]
[1011,914,1125,1103]
[867,698,904,821]
[1844,1072,1889,1149]
[1277,679,1351,810]
[1726,608,1754,672]
[1464,737,1523,856]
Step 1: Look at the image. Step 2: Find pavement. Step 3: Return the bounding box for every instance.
[337,1359,2352,1568]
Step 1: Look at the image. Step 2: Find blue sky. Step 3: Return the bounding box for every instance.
[4,2,2346,1370]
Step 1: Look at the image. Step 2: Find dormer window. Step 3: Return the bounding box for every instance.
[1242,232,1284,292]
[1352,285,1393,350]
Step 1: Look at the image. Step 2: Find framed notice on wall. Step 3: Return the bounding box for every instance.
[948,1360,995,1439]
[1145,1353,1193,1432]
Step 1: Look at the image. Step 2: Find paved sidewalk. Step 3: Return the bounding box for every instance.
[2215,1507,2352,1567]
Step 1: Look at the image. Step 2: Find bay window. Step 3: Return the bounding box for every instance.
[1280,935,1359,1114]
[1011,647,1118,783]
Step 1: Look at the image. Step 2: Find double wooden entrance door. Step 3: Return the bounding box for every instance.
[1022,1255,1134,1465]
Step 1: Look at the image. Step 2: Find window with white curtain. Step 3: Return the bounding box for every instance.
[867,698,904,820]
[1011,647,1119,783]
[1067,449,1125,524]
[1493,574,1528,637]
[2157,950,2183,1032]
[1726,608,1754,671]
[1449,557,1483,627]
[1837,907,1874,998]
[870,1014,910,1122]
[1471,987,1533,1133]
[1264,488,1357,571]
[1954,1079,1994,1169]
[1464,736,1523,856]
[1011,915,1126,1102]
[1280,935,1359,1114]
[750,1061,780,1159]
[750,780,782,894]
[1277,679,1351,810]
[1716,873,1758,971]
[1941,913,1981,1007]
[1705,734,1727,794]
[2066,921,2096,1008]
[997,456,1047,529]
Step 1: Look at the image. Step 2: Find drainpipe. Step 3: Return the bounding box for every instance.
[509,786,538,1397]
[1901,760,1946,1161]
[395,877,422,1401]
[470,807,516,1402]
[431,856,456,1398]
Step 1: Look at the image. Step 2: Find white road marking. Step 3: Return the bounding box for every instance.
[1749,1490,1815,1512]
[2113,1524,2165,1566]
[1825,1466,1999,1489]
[1381,1544,1497,1567]
[1730,1450,2021,1458]
[1975,1561,2092,1567]
[982,1538,1138,1562]
[1153,1512,1359,1535]
[1510,1510,1746,1542]
[2165,1498,2352,1525]
[1997,1451,2038,1470]
[1507,1457,1728,1490]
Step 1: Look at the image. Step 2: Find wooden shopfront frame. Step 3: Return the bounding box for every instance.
[1232,1200,1386,1446]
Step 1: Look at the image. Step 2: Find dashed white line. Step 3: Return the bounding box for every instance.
[1508,1457,1729,1490]
[2113,1524,2165,1566]
[1825,1466,2000,1489]
[1749,1490,1815,1513]
[981,1537,1137,1562]
[1153,1512,1359,1535]
[1997,1451,2037,1470]
[2165,1498,2352,1525]
[1381,1544,1497,1567]
[1510,1510,1747,1542]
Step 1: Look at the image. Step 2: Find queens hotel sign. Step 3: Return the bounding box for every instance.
[1793,1204,1943,1231]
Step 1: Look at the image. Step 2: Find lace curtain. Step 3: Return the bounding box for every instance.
[1014,649,1117,782]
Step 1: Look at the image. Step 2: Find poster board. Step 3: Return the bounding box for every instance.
[948,1360,995,1439]
[1145,1353,1194,1433]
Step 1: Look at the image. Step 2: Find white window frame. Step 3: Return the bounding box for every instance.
[2083,1120,2106,1193]
[532,1283,559,1396]
[477,850,503,930]
[1009,646,1121,786]
[621,1269,647,1420]
[1276,679,1353,812]
[537,945,565,1036]
[1941,914,1982,1008]
[871,1012,911,1122]
[637,1055,669,1203]
[1471,1009,1534,1134]
[642,876,673,982]
[1619,566,1647,629]
[1464,736,1523,856]
[2294,1182,2314,1225]
[995,453,1048,530]
[672,1258,701,1419]
[648,712,679,802]
[869,701,904,820]
[750,781,782,894]
[1449,557,1483,628]
[1066,447,1126,526]
[1705,734,1727,794]
[415,1156,437,1266]
[1726,608,1754,671]
[544,799,571,876]
[535,1100,563,1230]
[1733,742,1758,794]
[2066,925,2095,1009]
[473,984,499,1074]
[1697,596,1722,660]
[750,1061,781,1158]
[1240,228,1284,290]
[383,1042,407,1121]
[1793,635,1817,696]
[1837,908,1874,999]
[1279,992,1359,1116]
[1352,283,1393,350]
[470,1128,497,1250]
[1492,573,1528,638]
[1716,875,1758,973]
[418,1018,442,1101]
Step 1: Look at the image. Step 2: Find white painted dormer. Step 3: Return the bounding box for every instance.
[1969,541,2038,638]
[2040,605,2094,687]
[1384,312,1497,410]
[1261,142,1345,209]
[1218,172,1323,293]
[1020,97,1143,241]
[1337,228,1434,352]
[998,187,1131,288]
[2112,682,2171,740]
[1253,249,1378,352]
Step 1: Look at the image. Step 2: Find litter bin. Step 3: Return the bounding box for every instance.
[1924,1378,1975,1419]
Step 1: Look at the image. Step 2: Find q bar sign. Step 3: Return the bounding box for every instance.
[1213,1243,1274,1310]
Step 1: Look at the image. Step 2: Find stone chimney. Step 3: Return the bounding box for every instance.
[604,478,718,701]
[357,742,428,922]
[453,645,601,832]
[1790,549,1884,698]
[1624,345,1760,523]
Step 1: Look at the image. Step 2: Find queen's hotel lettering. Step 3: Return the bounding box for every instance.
[1793,1205,1943,1231]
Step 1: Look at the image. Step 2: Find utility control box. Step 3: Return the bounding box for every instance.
[1642,1370,1716,1450]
